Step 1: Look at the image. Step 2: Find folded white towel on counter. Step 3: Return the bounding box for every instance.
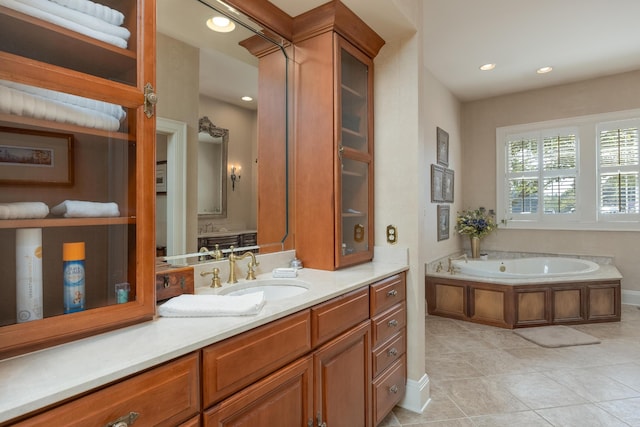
[0,202,49,219]
[50,0,125,26]
[1,80,126,122]
[0,0,128,48]
[0,84,123,131]
[158,293,266,317]
[51,200,120,218]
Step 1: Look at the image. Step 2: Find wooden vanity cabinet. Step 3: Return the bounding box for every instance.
[293,2,384,270]
[0,0,156,359]
[12,352,200,427]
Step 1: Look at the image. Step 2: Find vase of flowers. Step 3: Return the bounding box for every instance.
[456,207,497,258]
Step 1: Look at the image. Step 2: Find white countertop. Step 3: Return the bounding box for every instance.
[0,260,408,423]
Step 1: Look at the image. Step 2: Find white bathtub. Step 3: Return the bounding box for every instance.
[452,257,600,279]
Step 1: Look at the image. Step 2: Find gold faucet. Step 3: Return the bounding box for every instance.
[198,244,223,262]
[447,253,468,274]
[227,246,260,283]
[200,267,221,288]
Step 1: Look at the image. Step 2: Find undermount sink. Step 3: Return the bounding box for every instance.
[196,279,310,301]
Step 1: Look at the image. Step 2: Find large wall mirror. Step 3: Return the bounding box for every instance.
[156,0,290,263]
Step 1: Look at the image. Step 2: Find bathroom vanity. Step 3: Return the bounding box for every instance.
[0,265,407,426]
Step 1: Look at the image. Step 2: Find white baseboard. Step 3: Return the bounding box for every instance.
[398,373,431,413]
[622,290,640,306]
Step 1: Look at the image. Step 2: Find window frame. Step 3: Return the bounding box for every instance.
[496,108,640,231]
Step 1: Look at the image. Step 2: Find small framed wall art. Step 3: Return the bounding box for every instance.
[431,164,445,202]
[443,168,454,203]
[437,204,450,241]
[436,127,449,166]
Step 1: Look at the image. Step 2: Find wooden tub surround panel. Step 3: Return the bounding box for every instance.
[426,275,621,329]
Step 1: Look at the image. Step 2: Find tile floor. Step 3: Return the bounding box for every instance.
[380,304,640,426]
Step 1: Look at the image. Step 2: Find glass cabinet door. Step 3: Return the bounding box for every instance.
[336,38,373,268]
[0,0,155,358]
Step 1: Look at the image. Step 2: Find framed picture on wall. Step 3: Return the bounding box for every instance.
[156,160,167,194]
[443,168,454,202]
[437,127,449,166]
[437,205,450,241]
[431,164,445,202]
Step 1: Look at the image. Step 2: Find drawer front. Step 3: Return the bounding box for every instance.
[156,266,194,302]
[16,353,200,427]
[371,302,406,349]
[311,287,369,347]
[372,355,406,427]
[372,329,406,378]
[370,273,406,316]
[202,310,311,407]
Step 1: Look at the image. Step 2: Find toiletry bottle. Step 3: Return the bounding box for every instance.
[63,242,85,313]
[16,228,43,323]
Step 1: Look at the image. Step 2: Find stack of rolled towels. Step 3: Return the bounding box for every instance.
[0,200,120,219]
[0,79,126,131]
[0,0,130,48]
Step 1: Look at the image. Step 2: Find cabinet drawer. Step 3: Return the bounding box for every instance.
[372,329,406,378]
[371,302,406,348]
[15,353,200,427]
[370,273,406,316]
[311,287,369,347]
[156,266,194,302]
[202,310,311,407]
[372,355,406,427]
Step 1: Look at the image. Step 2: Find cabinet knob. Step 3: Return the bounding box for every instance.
[105,411,139,427]
[389,384,399,394]
[144,83,158,118]
[387,319,398,328]
[387,289,398,297]
[387,347,398,357]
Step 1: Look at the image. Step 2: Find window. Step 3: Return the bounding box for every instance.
[496,109,640,230]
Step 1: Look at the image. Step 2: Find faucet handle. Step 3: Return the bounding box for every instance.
[200,267,222,288]
[246,261,257,280]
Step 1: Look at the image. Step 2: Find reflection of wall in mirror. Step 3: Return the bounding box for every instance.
[156,133,168,250]
[199,95,256,231]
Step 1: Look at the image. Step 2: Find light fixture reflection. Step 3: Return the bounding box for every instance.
[230,164,241,191]
[241,96,253,102]
[537,66,553,74]
[479,63,496,71]
[206,16,236,33]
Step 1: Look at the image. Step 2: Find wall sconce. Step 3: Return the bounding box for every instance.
[230,164,241,191]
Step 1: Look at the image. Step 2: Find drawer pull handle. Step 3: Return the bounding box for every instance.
[387,289,398,297]
[163,275,170,289]
[387,319,398,328]
[389,384,399,394]
[105,411,139,427]
[387,347,398,357]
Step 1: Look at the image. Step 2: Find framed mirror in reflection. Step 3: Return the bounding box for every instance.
[155,0,289,265]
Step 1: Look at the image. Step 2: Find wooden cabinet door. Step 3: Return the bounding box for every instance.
[203,355,313,427]
[314,320,371,427]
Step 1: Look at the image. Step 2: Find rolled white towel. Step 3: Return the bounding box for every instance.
[158,293,266,317]
[51,200,120,218]
[0,80,126,122]
[0,202,49,220]
[0,0,128,48]
[50,0,125,27]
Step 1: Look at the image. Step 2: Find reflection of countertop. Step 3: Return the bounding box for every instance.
[198,229,257,238]
[0,258,408,423]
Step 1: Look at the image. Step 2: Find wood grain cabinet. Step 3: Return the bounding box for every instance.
[0,0,156,359]
[293,2,384,270]
[13,353,200,427]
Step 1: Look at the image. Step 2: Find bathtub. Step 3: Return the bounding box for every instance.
[427,256,621,328]
[452,257,600,279]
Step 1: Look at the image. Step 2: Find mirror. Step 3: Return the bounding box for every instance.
[197,116,228,217]
[156,0,290,263]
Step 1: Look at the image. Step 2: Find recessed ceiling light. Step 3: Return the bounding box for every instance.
[241,96,253,102]
[479,63,496,71]
[206,16,235,33]
[537,66,553,74]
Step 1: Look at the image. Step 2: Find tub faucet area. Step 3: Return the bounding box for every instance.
[448,253,468,273]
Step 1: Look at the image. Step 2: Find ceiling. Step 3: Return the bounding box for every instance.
[159,0,640,105]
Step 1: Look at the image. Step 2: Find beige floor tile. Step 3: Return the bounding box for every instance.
[543,367,640,402]
[401,419,475,427]
[391,395,467,425]
[434,332,497,353]
[496,372,587,409]
[425,334,459,356]
[424,354,484,381]
[477,329,538,349]
[597,397,640,426]
[438,376,529,416]
[425,317,472,336]
[470,411,553,426]
[592,363,640,392]
[536,403,630,426]
[454,349,538,376]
